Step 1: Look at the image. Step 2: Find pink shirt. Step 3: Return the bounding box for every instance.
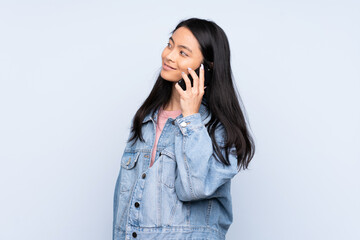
[150,106,182,168]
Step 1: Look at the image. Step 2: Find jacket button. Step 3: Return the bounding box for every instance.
[142,173,146,179]
[132,232,137,238]
[171,120,175,125]
[134,202,140,208]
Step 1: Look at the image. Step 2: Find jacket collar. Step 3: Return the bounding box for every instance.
[142,99,209,124]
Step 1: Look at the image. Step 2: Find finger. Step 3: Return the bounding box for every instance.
[181,71,192,92]
[187,67,199,93]
[199,63,205,92]
[174,82,185,96]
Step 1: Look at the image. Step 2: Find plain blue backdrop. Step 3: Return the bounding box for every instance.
[0,0,359,239]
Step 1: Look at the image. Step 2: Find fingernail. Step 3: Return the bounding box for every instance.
[187,67,192,71]
[201,63,204,69]
[181,71,185,75]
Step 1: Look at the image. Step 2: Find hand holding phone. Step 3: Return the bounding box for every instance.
[177,62,212,91]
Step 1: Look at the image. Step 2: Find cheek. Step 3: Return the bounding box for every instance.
[177,61,192,73]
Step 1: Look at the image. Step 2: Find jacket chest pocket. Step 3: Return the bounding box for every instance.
[119,151,140,192]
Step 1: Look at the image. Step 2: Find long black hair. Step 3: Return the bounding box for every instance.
[127,17,255,171]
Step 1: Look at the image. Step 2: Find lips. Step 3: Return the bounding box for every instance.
[164,63,176,70]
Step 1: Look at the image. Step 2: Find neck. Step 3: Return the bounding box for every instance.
[163,82,182,111]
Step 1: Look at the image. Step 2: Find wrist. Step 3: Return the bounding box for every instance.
[182,112,198,118]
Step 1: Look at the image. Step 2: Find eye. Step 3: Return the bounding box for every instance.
[166,42,171,48]
[180,51,188,57]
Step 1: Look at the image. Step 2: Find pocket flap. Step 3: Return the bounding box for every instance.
[121,151,140,169]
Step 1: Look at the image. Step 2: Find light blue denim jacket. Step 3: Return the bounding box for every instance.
[113,100,239,240]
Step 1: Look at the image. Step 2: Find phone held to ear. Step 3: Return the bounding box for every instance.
[177,62,212,91]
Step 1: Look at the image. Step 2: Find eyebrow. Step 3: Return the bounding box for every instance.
[169,37,193,53]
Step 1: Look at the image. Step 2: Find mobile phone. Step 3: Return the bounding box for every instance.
[177,62,212,91]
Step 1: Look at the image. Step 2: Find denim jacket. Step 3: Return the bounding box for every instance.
[113,100,239,240]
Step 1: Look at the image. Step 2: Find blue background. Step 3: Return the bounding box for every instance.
[0,0,359,239]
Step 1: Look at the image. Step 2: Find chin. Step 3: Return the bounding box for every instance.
[160,71,180,82]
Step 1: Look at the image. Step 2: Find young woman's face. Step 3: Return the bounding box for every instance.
[160,26,204,82]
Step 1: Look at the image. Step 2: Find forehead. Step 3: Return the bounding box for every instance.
[171,27,201,51]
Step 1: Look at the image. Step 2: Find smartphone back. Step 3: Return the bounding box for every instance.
[178,63,212,91]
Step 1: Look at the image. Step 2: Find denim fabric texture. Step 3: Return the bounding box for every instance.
[113,100,239,240]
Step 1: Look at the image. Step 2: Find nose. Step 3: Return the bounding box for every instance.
[165,49,176,63]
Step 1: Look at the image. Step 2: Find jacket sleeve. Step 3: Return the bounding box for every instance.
[173,112,239,202]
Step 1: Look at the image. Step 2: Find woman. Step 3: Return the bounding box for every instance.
[113,17,255,240]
